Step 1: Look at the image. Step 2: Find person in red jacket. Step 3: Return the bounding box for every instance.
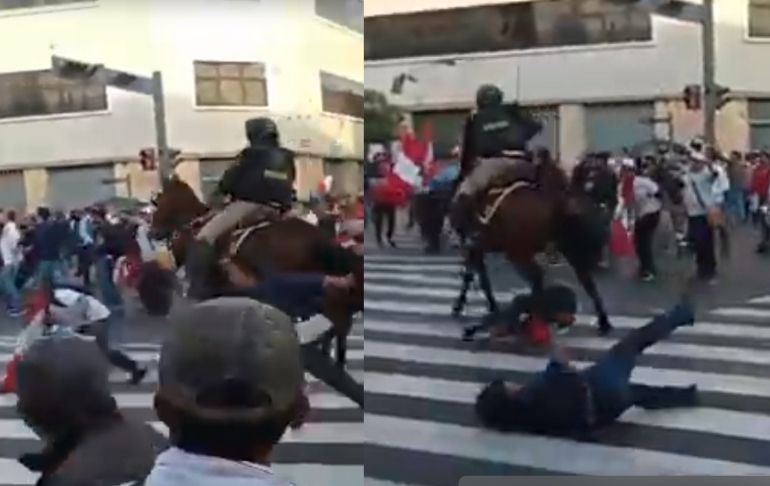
[751,152,770,253]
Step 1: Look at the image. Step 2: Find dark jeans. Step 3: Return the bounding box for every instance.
[372,203,395,245]
[634,211,660,276]
[77,245,94,288]
[301,342,363,407]
[687,215,716,279]
[584,304,696,426]
[81,319,139,374]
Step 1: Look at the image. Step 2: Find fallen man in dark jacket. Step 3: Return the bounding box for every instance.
[475,301,699,437]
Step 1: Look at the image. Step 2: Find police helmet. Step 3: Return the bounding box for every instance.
[245,117,279,145]
[475,84,504,109]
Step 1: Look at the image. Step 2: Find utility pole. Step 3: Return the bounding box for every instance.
[151,71,171,181]
[701,0,717,146]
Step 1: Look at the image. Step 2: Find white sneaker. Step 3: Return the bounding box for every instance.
[296,315,333,344]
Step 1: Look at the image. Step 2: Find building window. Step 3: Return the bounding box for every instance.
[749,100,770,150]
[0,69,107,119]
[316,0,362,33]
[321,71,363,118]
[749,0,770,38]
[194,61,268,107]
[0,0,94,10]
[365,0,652,60]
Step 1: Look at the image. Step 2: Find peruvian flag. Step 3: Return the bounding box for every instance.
[394,120,435,188]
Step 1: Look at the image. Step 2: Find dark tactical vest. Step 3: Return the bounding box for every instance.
[471,105,542,159]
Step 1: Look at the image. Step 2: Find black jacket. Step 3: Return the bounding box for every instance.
[460,104,542,178]
[218,146,296,209]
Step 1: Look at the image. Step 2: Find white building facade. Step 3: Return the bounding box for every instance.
[0,0,363,211]
[365,0,770,169]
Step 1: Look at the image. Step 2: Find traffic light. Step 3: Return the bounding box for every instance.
[139,148,156,171]
[684,85,701,111]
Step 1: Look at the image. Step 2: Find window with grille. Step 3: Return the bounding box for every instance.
[749,0,770,37]
[194,61,268,107]
[0,69,107,119]
[321,71,363,118]
[315,0,362,33]
[0,0,94,10]
[365,0,651,60]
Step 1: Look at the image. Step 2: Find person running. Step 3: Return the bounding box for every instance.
[47,284,148,385]
[475,301,699,437]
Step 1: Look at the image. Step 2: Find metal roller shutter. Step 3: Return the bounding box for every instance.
[47,164,115,211]
[586,102,655,153]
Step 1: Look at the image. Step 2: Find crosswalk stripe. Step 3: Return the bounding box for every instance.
[0,389,360,410]
[365,272,487,288]
[748,295,770,305]
[0,418,362,444]
[364,414,770,475]
[364,319,770,366]
[711,307,770,319]
[365,340,770,397]
[365,262,462,273]
[364,283,520,301]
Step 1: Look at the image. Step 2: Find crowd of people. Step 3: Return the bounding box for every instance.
[0,119,366,485]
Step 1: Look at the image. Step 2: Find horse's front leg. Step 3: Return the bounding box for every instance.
[452,262,473,317]
[573,265,612,336]
[473,248,497,313]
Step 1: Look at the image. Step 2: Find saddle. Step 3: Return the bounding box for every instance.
[476,163,538,225]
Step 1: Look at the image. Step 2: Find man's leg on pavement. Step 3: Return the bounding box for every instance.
[630,383,698,409]
[590,303,695,384]
[301,343,363,407]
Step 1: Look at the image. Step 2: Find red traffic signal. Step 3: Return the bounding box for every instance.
[139,148,156,171]
[684,85,701,111]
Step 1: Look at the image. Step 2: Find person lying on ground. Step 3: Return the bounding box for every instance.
[16,335,166,485]
[463,283,577,341]
[475,301,699,438]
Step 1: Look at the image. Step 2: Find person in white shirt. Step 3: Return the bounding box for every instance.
[48,286,147,385]
[632,164,663,281]
[0,210,22,316]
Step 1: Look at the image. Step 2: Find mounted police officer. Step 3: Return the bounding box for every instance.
[187,117,296,300]
[453,84,542,242]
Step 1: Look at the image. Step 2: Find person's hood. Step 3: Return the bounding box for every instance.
[143,448,293,486]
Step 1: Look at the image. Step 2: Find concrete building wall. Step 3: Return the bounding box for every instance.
[364,0,770,159]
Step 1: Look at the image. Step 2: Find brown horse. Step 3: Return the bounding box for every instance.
[453,160,612,336]
[148,176,364,365]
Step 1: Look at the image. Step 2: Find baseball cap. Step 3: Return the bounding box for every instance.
[157,298,303,422]
[16,335,113,413]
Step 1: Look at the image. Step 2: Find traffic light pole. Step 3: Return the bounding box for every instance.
[702,0,717,146]
[151,71,171,183]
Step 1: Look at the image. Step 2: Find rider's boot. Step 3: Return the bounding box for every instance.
[456,194,480,245]
[186,239,216,301]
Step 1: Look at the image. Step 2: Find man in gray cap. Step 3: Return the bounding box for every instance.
[187,117,296,300]
[142,298,308,486]
[15,335,165,485]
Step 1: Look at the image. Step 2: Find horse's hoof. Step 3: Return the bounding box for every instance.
[597,323,613,336]
[451,307,463,318]
[461,328,476,342]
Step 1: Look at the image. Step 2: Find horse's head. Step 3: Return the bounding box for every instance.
[149,175,208,240]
